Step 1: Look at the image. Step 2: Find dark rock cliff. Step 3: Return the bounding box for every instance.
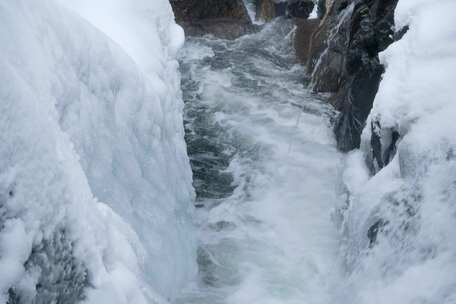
[249,0,399,153]
[305,0,399,152]
[170,0,254,39]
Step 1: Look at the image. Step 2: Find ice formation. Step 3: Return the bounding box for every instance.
[0,0,195,303]
[340,0,456,302]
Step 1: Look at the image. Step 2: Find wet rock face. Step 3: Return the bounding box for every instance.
[179,18,256,40]
[171,0,249,21]
[170,0,253,39]
[255,0,314,20]
[255,0,287,21]
[287,0,315,18]
[317,0,327,18]
[294,18,321,63]
[307,0,399,152]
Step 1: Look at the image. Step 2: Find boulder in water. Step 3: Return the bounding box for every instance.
[255,0,315,20]
[170,0,254,39]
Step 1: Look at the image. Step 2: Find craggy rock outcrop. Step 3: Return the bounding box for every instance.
[306,0,399,152]
[255,0,314,20]
[170,0,254,39]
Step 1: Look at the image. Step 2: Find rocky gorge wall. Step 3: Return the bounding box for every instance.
[254,0,402,156]
[305,0,400,152]
[170,0,401,156]
[171,0,398,154]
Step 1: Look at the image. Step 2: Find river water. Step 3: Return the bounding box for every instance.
[176,20,343,304]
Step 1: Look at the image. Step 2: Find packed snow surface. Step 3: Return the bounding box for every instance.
[0,0,195,303]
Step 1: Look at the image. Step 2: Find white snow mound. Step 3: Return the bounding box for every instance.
[0,0,196,303]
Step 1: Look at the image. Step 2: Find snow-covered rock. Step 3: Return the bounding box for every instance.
[340,0,456,302]
[0,0,196,303]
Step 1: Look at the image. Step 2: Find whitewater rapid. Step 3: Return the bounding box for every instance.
[176,21,343,304]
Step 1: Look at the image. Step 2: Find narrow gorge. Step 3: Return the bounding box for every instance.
[0,1,455,304]
[177,20,342,304]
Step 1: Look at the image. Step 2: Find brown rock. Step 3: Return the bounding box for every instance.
[170,0,253,39]
[293,18,320,63]
[180,18,257,40]
[171,0,249,22]
[306,0,339,78]
[255,0,287,21]
[255,0,314,21]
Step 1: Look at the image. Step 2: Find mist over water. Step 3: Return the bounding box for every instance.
[176,20,344,304]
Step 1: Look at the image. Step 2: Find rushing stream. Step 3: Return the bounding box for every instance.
[176,20,343,304]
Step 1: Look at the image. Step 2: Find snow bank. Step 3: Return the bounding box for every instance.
[0,0,195,303]
[340,0,456,303]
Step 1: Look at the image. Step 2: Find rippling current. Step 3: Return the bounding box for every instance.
[176,20,343,304]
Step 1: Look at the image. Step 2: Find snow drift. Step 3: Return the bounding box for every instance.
[0,0,195,303]
[340,0,456,303]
